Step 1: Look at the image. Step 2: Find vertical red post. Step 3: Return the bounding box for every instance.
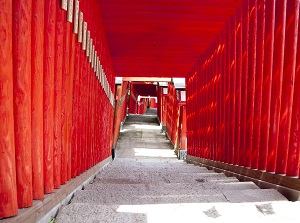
[44,0,56,193]
[229,16,236,165]
[245,0,257,168]
[267,0,287,173]
[180,106,187,151]
[67,0,76,179]
[259,0,275,171]
[239,0,249,167]
[31,0,44,198]
[72,0,81,177]
[276,0,299,174]
[61,3,70,184]
[0,0,18,218]
[234,9,242,165]
[53,0,64,188]
[251,0,265,169]
[220,35,226,163]
[13,0,33,207]
[287,3,300,178]
[224,27,230,163]
[216,36,222,162]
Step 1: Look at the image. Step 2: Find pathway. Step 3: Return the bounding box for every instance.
[56,112,300,223]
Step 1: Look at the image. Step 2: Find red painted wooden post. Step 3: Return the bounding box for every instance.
[245,0,257,168]
[234,8,242,165]
[212,42,217,161]
[67,0,76,179]
[61,2,70,183]
[259,0,275,171]
[71,0,80,178]
[220,35,226,163]
[201,58,205,158]
[13,0,33,207]
[53,0,64,189]
[31,0,44,198]
[276,0,299,174]
[252,0,265,169]
[0,0,18,217]
[240,0,249,166]
[79,0,86,174]
[229,16,236,165]
[224,27,230,163]
[180,106,187,151]
[203,52,208,158]
[287,3,300,177]
[216,36,222,162]
[44,0,56,193]
[267,0,287,173]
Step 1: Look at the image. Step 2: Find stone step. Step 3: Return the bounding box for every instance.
[94,172,239,184]
[84,181,259,194]
[56,201,300,223]
[71,189,228,205]
[222,188,288,202]
[99,166,212,176]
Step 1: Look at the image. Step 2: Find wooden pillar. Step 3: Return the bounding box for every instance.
[53,0,64,189]
[43,0,56,193]
[234,9,242,165]
[31,0,44,198]
[61,2,70,184]
[267,0,287,172]
[239,0,249,166]
[251,0,265,169]
[276,0,299,174]
[13,0,33,207]
[229,16,236,165]
[245,0,257,168]
[259,0,275,171]
[287,1,300,178]
[0,0,18,218]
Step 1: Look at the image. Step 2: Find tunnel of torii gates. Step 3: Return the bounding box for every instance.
[2,0,300,220]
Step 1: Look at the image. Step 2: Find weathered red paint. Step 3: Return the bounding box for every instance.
[1,0,116,218]
[245,0,257,168]
[43,0,56,193]
[0,0,18,218]
[72,31,81,178]
[234,8,242,165]
[239,0,249,167]
[276,0,299,174]
[259,0,275,171]
[53,0,64,189]
[13,0,33,207]
[267,0,286,172]
[61,7,70,184]
[68,13,76,181]
[251,0,265,169]
[287,2,300,177]
[220,34,226,163]
[229,16,236,165]
[180,106,187,151]
[31,0,44,198]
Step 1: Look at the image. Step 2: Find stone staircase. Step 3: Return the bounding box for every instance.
[55,114,300,223]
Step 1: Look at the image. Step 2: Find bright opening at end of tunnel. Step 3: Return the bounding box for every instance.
[133,148,177,158]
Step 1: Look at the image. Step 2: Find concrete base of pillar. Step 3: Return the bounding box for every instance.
[178,150,187,160]
[161,124,166,133]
